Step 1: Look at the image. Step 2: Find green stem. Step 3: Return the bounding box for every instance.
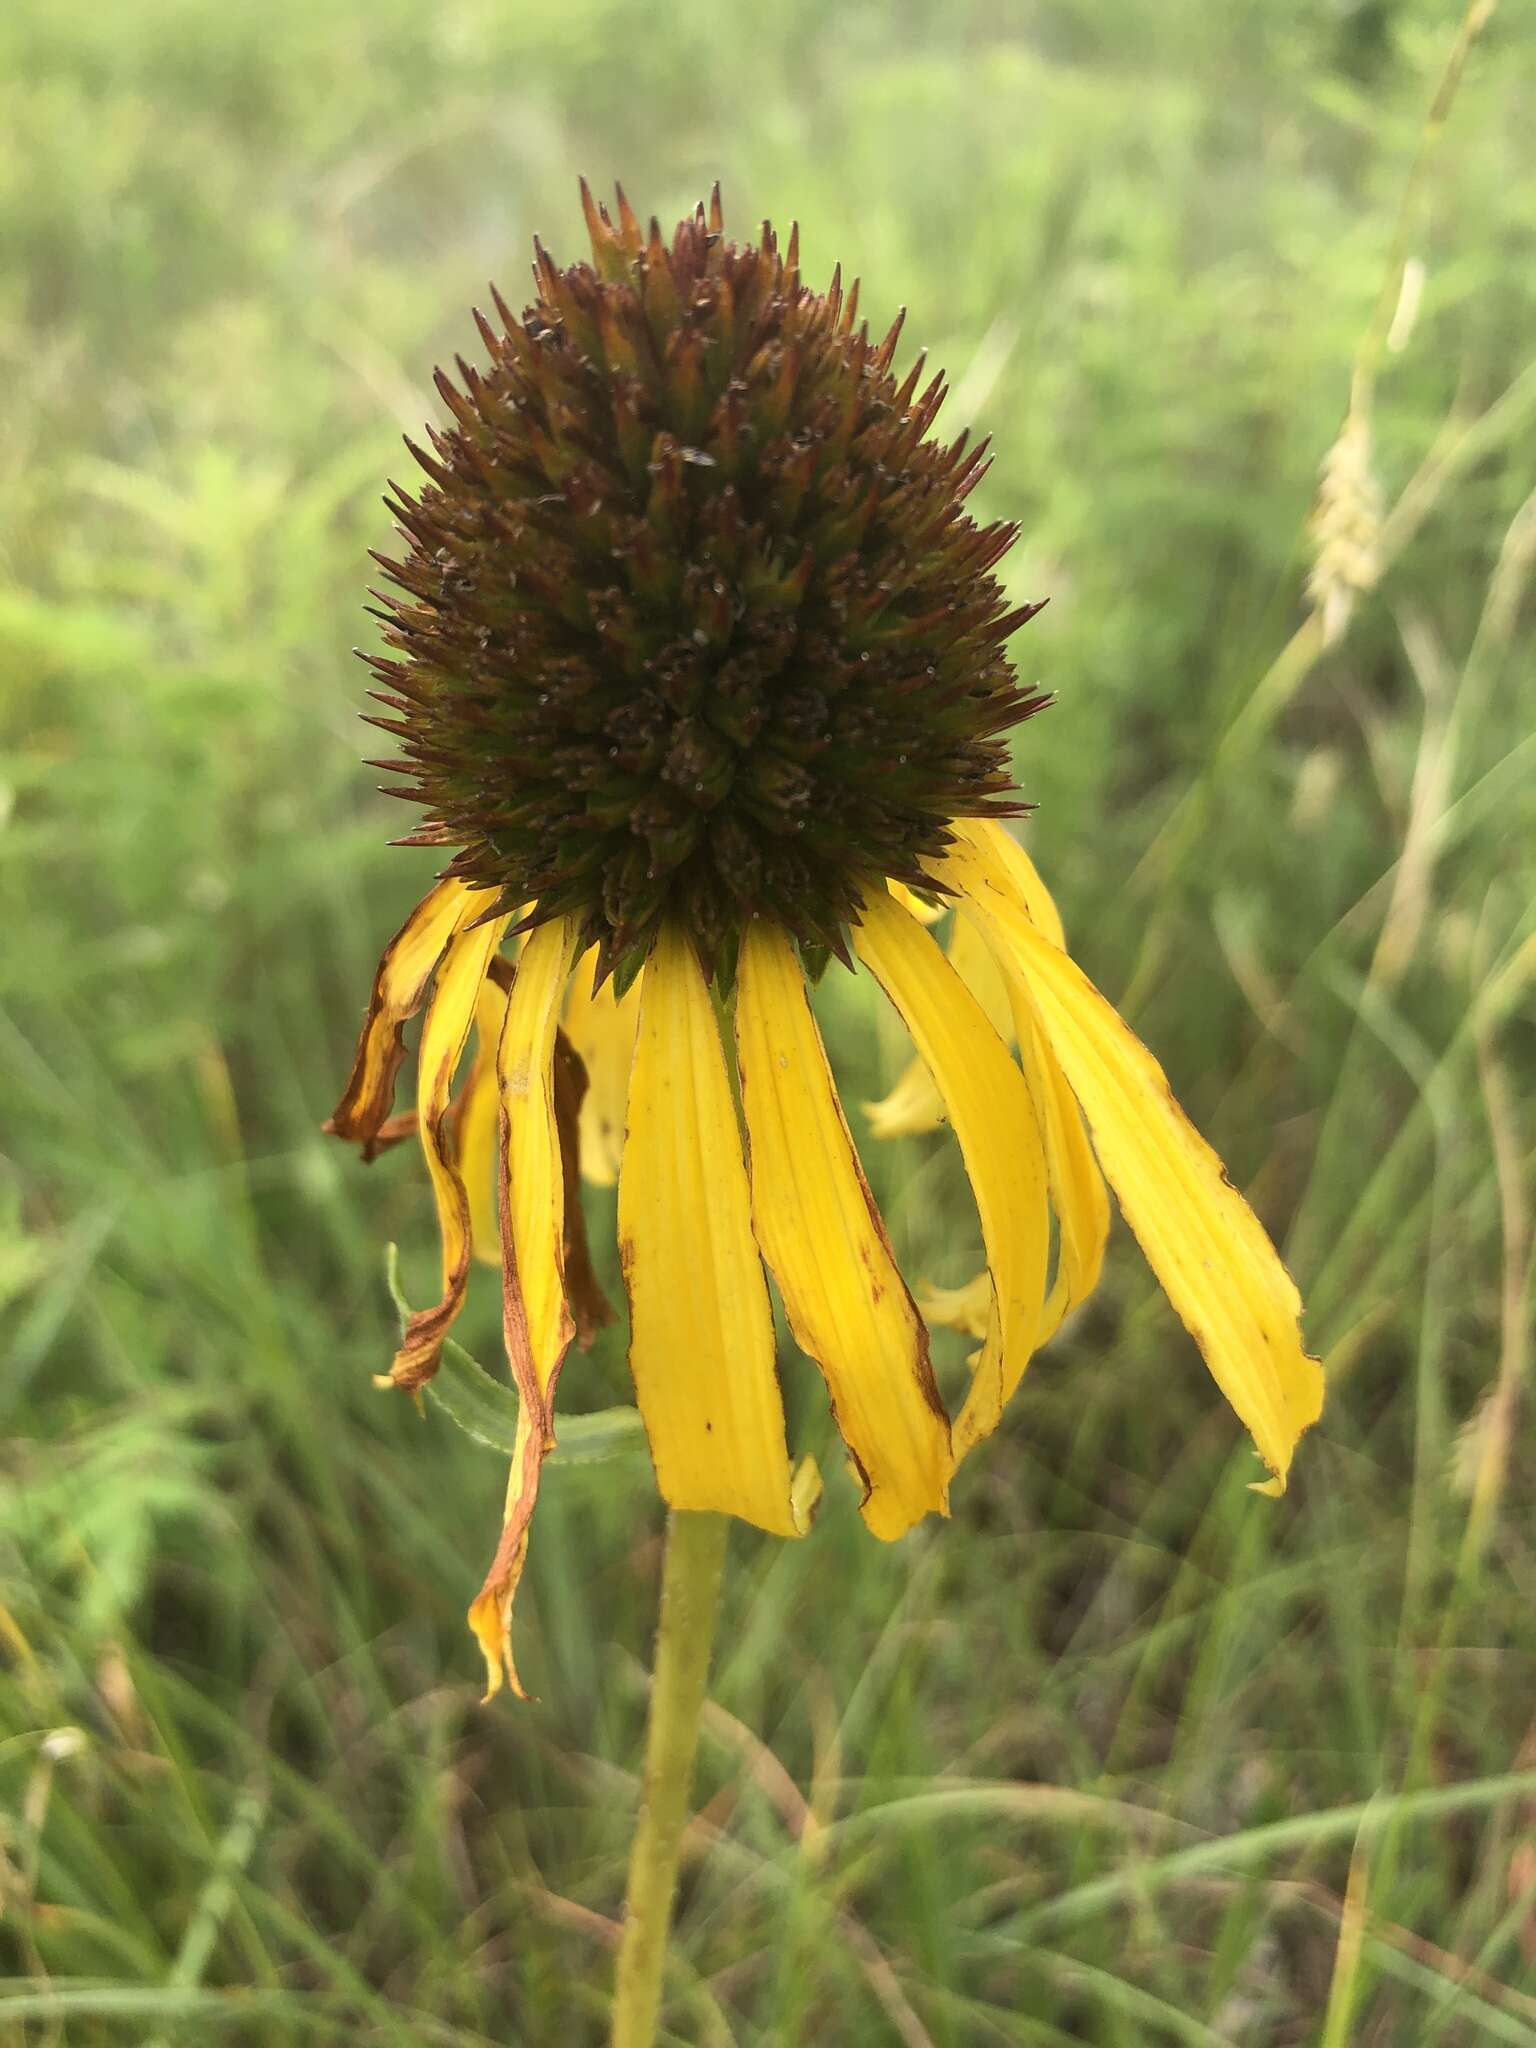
[611,1510,728,2048]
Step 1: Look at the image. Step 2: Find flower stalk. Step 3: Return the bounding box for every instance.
[612,1510,729,2048]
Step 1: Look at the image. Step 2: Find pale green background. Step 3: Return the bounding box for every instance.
[2,2,1534,2042]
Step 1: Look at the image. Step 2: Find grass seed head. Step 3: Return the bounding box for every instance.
[1308,412,1383,649]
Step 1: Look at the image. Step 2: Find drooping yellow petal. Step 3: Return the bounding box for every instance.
[863,1055,949,1140]
[934,822,1324,1488]
[468,1403,540,1702]
[850,887,1051,1466]
[459,975,511,1266]
[736,920,950,1539]
[948,909,1017,1037]
[326,877,490,1154]
[388,907,512,1390]
[915,1270,992,1339]
[1007,975,1110,1345]
[863,892,1017,1139]
[498,915,581,1407]
[937,823,1106,1341]
[469,912,579,1700]
[561,949,642,1186]
[619,923,809,1537]
[963,820,1067,949]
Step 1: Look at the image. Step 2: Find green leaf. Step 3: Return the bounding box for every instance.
[423,1334,524,1456]
[545,1405,649,1466]
[382,1245,646,1467]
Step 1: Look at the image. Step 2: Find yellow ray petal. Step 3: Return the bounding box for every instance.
[862,890,1017,1139]
[561,949,642,1186]
[470,912,580,1700]
[326,877,491,1153]
[964,822,1067,950]
[850,887,1050,1467]
[467,1405,540,1702]
[459,975,511,1267]
[863,1054,948,1140]
[619,924,809,1537]
[915,1270,992,1339]
[941,824,1106,1340]
[1003,968,1110,1345]
[388,907,512,1390]
[498,915,581,1407]
[934,822,1324,1488]
[736,920,950,1539]
[947,909,1017,1037]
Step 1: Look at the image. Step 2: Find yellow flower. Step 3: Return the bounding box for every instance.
[329,818,1321,1696]
[326,187,1322,1696]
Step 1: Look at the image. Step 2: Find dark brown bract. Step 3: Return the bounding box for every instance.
[364,183,1048,984]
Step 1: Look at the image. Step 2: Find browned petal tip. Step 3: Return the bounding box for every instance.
[386,1327,446,1393]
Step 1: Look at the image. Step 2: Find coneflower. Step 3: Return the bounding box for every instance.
[327,184,1323,1713]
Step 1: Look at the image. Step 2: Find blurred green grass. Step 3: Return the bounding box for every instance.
[2,0,1534,2041]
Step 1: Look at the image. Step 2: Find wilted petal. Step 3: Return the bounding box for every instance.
[965,821,1067,949]
[936,821,1324,1489]
[915,1270,992,1339]
[561,948,642,1186]
[736,919,950,1538]
[468,1407,541,1702]
[619,924,811,1537]
[388,908,512,1391]
[948,908,1018,1034]
[863,896,1017,1139]
[863,1055,948,1140]
[499,917,581,1402]
[459,975,511,1267]
[469,914,579,1700]
[850,886,1051,1470]
[933,829,1107,1341]
[955,850,1109,1343]
[1016,984,1110,1346]
[326,878,490,1155]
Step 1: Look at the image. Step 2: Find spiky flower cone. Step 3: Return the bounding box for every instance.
[365,182,1047,986]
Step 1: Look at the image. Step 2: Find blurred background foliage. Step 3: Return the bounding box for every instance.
[2,0,1534,2041]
